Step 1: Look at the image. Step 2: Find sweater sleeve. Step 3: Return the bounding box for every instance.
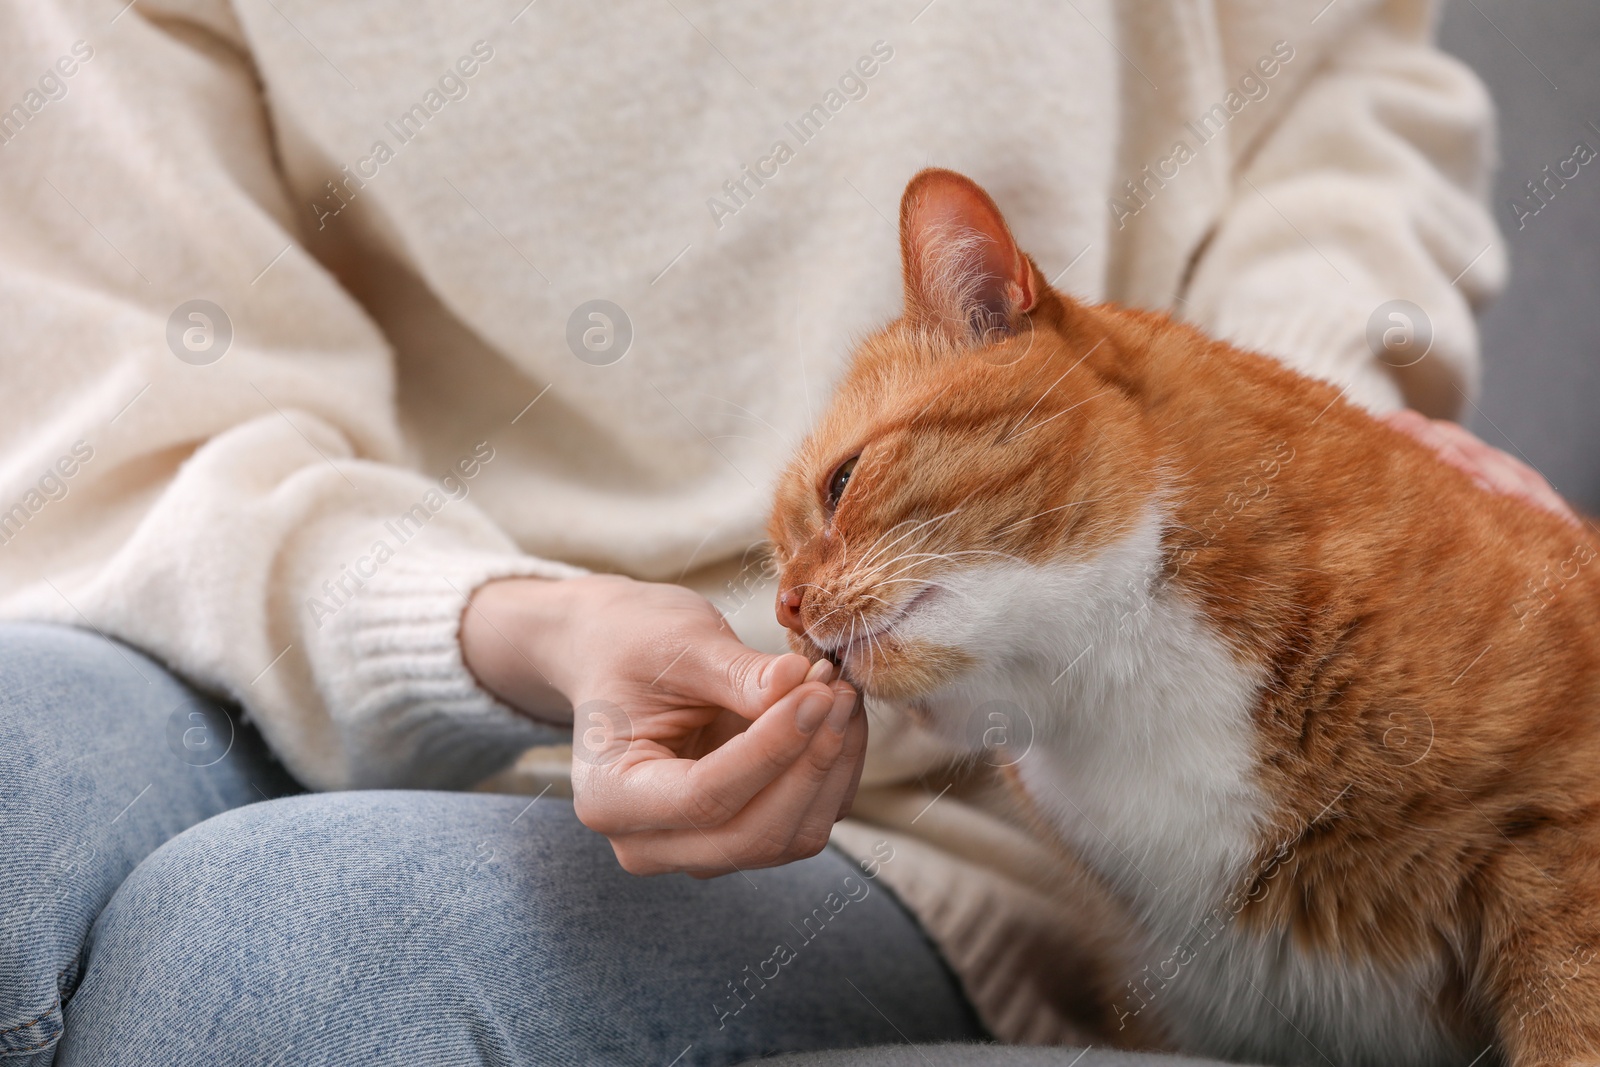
[1182,0,1505,418]
[0,1,578,789]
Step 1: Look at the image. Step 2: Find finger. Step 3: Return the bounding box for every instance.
[1476,450,1535,499]
[1386,410,1469,463]
[1518,479,1581,524]
[607,721,844,878]
[1381,408,1431,437]
[1428,423,1578,523]
[1412,418,1475,470]
[1409,416,1524,492]
[1486,449,1578,523]
[619,686,856,873]
[609,721,861,880]
[835,702,869,821]
[679,676,845,816]
[706,683,858,863]
[582,678,839,835]
[1403,426,1473,481]
[675,631,812,720]
[805,658,836,684]
[784,687,869,850]
[605,829,751,879]
[1528,483,1579,523]
[1388,414,1580,525]
[757,683,861,858]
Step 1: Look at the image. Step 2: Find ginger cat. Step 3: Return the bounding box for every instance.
[768,169,1600,1067]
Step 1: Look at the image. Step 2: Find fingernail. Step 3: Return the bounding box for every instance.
[758,658,776,690]
[805,659,834,684]
[796,692,833,734]
[826,688,855,734]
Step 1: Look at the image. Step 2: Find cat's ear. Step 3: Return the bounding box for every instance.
[899,168,1039,345]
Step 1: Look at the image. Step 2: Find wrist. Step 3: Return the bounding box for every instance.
[460,575,578,724]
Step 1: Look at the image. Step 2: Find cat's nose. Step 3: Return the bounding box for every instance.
[776,587,805,632]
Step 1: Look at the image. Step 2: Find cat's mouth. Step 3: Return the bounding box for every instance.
[811,585,940,679]
[793,581,973,701]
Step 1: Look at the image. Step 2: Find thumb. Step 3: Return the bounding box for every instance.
[682,634,812,720]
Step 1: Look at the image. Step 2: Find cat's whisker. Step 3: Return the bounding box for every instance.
[856,506,965,570]
[733,538,775,569]
[998,388,1111,446]
[872,576,954,589]
[853,609,874,671]
[873,577,975,601]
[871,555,949,584]
[851,519,919,571]
[994,340,1103,444]
[909,546,1033,567]
[866,623,887,674]
[864,554,938,584]
[865,505,966,561]
[938,548,1027,562]
[804,605,849,638]
[862,618,887,675]
[704,394,789,443]
[718,412,773,426]
[832,528,854,567]
[994,498,1102,537]
[864,550,1024,591]
[844,545,921,589]
[871,548,1024,584]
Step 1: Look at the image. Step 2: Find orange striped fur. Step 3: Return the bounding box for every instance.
[768,169,1600,1066]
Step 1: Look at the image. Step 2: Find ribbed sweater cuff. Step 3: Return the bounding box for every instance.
[319,548,587,789]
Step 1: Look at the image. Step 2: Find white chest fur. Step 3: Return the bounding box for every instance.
[904,512,1462,1065]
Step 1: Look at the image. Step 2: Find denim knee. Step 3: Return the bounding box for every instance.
[58,792,984,1067]
[0,623,297,1065]
[56,791,582,1067]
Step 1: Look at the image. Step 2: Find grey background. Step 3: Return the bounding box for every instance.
[1439,0,1600,514]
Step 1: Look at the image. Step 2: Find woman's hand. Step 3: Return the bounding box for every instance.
[1383,409,1580,526]
[461,574,866,877]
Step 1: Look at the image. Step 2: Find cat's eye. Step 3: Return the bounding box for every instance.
[824,455,859,511]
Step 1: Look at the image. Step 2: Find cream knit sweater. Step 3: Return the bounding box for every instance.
[0,0,1502,1045]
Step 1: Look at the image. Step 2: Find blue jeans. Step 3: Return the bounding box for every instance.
[0,624,987,1066]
